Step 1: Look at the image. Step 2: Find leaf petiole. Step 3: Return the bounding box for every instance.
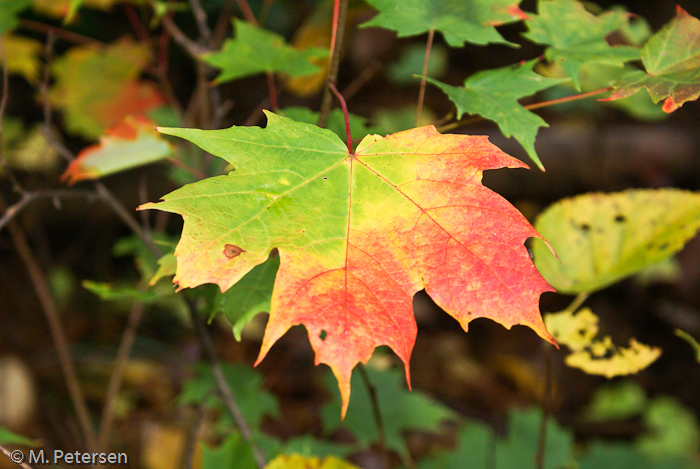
[329,83,353,154]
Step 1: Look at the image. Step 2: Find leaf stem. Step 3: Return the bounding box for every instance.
[566,292,589,313]
[437,87,613,133]
[318,0,348,128]
[416,28,434,126]
[358,365,389,468]
[266,72,279,111]
[329,83,353,154]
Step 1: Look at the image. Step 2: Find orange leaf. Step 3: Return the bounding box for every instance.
[61,116,172,185]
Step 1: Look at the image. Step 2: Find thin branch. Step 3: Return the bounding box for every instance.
[235,0,258,24]
[122,3,148,41]
[179,397,208,469]
[0,190,98,233]
[342,61,381,102]
[0,445,35,469]
[189,0,212,42]
[317,0,349,128]
[1,194,98,453]
[19,19,106,47]
[358,365,389,468]
[416,28,434,126]
[186,301,267,468]
[160,13,209,58]
[438,87,613,133]
[97,301,146,451]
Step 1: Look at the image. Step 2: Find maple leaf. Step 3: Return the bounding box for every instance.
[522,0,639,89]
[602,7,700,113]
[204,19,329,84]
[60,116,173,185]
[49,38,165,139]
[139,113,555,416]
[426,59,568,170]
[361,0,529,47]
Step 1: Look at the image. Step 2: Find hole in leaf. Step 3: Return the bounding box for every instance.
[319,330,327,341]
[323,177,328,180]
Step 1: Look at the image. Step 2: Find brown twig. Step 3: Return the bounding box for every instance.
[535,346,554,469]
[235,0,258,24]
[0,190,99,233]
[179,396,208,469]
[416,28,435,126]
[1,194,98,453]
[186,301,267,468]
[358,365,389,468]
[19,19,106,47]
[189,0,212,42]
[159,13,209,58]
[317,0,349,128]
[97,301,146,451]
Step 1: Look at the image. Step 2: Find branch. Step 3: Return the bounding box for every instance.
[186,301,267,468]
[317,0,349,128]
[0,194,98,453]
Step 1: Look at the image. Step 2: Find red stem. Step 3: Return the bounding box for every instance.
[329,83,353,154]
[329,0,340,60]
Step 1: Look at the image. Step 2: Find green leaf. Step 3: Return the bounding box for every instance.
[0,426,39,446]
[212,254,279,341]
[578,63,668,121]
[82,280,164,302]
[523,0,639,89]
[418,408,574,469]
[583,381,648,422]
[178,363,278,428]
[361,0,529,47]
[416,422,493,469]
[638,396,700,457]
[201,432,258,469]
[204,19,328,84]
[577,442,694,469]
[321,367,456,461]
[496,408,574,469]
[603,7,700,113]
[532,189,700,294]
[426,60,568,170]
[0,0,31,34]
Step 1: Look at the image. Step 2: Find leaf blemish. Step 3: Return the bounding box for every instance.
[319,330,327,341]
[224,244,245,259]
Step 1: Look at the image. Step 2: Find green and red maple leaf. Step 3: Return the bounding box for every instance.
[603,6,700,112]
[140,113,556,415]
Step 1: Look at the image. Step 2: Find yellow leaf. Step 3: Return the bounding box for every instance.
[2,33,42,84]
[565,338,661,378]
[544,307,598,351]
[265,454,360,469]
